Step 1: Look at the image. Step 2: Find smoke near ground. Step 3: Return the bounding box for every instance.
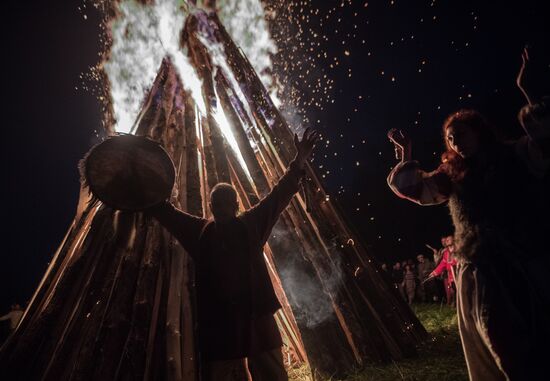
[271,226,344,329]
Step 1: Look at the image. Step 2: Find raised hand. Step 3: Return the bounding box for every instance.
[387,128,411,161]
[516,46,533,105]
[425,244,437,254]
[294,127,320,168]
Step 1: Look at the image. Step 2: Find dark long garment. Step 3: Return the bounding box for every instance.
[151,161,304,361]
[387,101,550,380]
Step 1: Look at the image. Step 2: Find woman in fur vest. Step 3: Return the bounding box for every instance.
[386,51,549,380]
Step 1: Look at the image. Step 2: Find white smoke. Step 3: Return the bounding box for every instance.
[279,263,341,329]
[272,226,344,328]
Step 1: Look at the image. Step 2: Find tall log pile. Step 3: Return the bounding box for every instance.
[0,8,427,381]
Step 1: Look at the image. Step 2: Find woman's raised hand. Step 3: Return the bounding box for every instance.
[516,46,533,106]
[387,128,411,161]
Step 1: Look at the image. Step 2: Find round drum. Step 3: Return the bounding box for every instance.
[83,134,175,211]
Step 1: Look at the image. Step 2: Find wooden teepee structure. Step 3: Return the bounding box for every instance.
[0,7,427,381]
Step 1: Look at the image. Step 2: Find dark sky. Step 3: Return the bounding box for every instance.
[2,0,549,313]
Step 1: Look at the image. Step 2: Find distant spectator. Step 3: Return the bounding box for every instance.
[425,236,452,301]
[430,239,457,306]
[402,264,416,305]
[426,236,451,265]
[416,254,435,302]
[0,304,24,333]
[391,262,405,300]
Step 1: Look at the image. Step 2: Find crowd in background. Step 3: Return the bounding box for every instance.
[381,235,457,306]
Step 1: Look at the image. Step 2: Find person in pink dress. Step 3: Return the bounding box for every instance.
[429,236,457,306]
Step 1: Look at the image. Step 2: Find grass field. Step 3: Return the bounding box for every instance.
[289,303,468,381]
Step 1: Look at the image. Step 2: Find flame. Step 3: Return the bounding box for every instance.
[211,105,253,182]
[103,0,281,133]
[217,0,281,106]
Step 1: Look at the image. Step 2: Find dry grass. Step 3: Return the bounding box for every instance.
[290,303,468,381]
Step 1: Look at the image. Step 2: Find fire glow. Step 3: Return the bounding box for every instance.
[103,0,281,134]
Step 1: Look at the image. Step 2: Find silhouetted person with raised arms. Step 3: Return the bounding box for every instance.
[149,128,319,381]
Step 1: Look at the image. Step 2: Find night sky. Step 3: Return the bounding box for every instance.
[2,0,549,313]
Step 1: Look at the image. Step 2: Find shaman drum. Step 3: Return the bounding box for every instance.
[83,134,175,211]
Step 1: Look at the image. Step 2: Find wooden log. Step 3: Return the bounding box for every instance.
[215,69,287,183]
[158,61,199,381]
[69,212,146,380]
[183,95,203,217]
[165,244,184,380]
[3,206,116,379]
[178,247,198,381]
[111,223,165,381]
[186,22,228,188]
[135,59,172,137]
[215,71,271,197]
[226,148,259,207]
[143,244,165,381]
[42,207,119,378]
[208,14,295,164]
[0,199,97,370]
[49,213,150,380]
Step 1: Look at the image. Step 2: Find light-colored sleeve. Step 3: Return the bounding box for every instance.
[517,97,550,178]
[0,313,11,321]
[387,161,452,206]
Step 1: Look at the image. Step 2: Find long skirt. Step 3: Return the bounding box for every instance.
[455,260,548,380]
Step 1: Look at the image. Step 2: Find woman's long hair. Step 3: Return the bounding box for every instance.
[439,109,497,182]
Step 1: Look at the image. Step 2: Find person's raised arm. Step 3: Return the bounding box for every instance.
[243,128,319,245]
[387,128,412,163]
[425,244,438,257]
[146,201,207,255]
[515,47,550,176]
[387,129,451,205]
[516,46,534,106]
